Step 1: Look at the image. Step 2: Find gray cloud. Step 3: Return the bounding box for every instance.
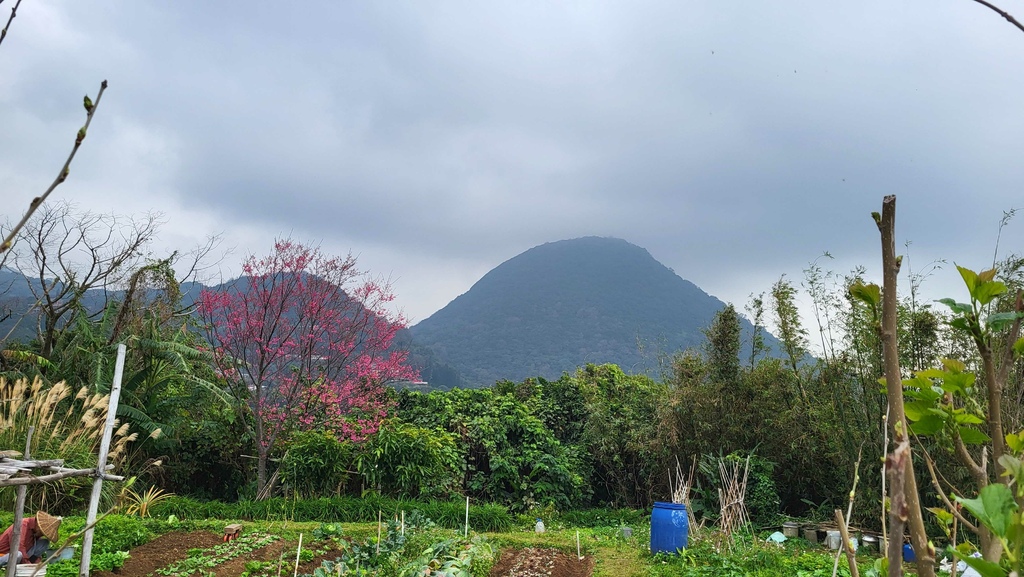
[1,0,1021,327]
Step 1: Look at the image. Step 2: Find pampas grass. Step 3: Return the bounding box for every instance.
[0,376,131,512]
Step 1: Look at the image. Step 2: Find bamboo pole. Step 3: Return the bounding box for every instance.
[832,448,862,577]
[835,510,860,577]
[6,427,33,577]
[80,343,126,577]
[292,533,303,577]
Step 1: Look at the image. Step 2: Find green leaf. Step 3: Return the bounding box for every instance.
[957,426,991,445]
[985,311,1019,333]
[958,265,979,295]
[941,358,967,373]
[905,400,938,421]
[997,454,1022,480]
[975,280,1008,306]
[938,298,973,316]
[978,268,998,283]
[1006,430,1024,454]
[1014,337,1024,358]
[957,484,1017,538]
[910,414,945,435]
[953,411,984,425]
[849,282,881,307]
[927,507,954,526]
[941,372,975,395]
[957,552,1007,577]
[916,368,946,380]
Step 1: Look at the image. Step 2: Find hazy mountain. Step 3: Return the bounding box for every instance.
[3,238,781,389]
[410,237,779,387]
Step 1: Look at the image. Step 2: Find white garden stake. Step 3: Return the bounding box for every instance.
[464,496,470,537]
[293,533,303,577]
[81,343,126,577]
[577,531,582,560]
[377,510,382,555]
[401,511,405,536]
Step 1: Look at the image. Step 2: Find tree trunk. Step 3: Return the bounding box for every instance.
[877,196,934,577]
[256,444,268,497]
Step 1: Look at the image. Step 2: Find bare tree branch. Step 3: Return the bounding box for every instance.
[1,80,109,255]
[6,202,161,357]
[0,0,23,49]
[970,0,1024,34]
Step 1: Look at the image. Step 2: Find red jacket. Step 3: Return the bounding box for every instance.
[0,518,39,558]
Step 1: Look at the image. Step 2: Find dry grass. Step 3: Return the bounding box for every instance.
[0,376,133,510]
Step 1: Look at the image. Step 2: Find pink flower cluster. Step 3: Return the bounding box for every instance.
[198,239,418,456]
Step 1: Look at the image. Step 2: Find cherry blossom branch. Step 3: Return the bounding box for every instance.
[1,80,108,254]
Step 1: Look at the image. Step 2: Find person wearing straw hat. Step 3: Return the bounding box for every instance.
[0,511,62,567]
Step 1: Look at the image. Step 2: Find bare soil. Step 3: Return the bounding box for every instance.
[89,531,594,577]
[488,547,594,577]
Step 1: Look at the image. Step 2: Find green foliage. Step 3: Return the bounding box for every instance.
[101,515,154,553]
[576,364,665,508]
[299,519,495,577]
[726,453,780,527]
[154,531,280,576]
[398,383,588,511]
[46,551,131,577]
[551,508,648,528]
[356,419,460,500]
[311,522,346,541]
[646,532,864,577]
[151,495,513,532]
[944,428,1024,576]
[902,359,989,442]
[280,430,353,498]
[704,304,741,385]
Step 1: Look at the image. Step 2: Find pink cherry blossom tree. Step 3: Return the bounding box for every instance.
[199,239,416,493]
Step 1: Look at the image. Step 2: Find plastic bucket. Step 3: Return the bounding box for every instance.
[15,565,45,577]
[650,502,689,554]
[826,530,842,550]
[903,543,916,562]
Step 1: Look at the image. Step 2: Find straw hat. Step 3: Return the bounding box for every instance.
[35,511,61,542]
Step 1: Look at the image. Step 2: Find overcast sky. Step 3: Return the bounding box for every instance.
[2,1,1022,332]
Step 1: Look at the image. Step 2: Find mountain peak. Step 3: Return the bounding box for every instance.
[410,237,765,387]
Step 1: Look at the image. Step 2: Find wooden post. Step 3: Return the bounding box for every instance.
[79,343,126,577]
[835,509,860,577]
[876,197,934,577]
[6,427,33,577]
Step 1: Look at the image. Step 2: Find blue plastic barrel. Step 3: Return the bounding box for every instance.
[903,543,916,562]
[650,502,689,554]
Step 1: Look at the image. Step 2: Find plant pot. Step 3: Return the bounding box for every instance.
[782,522,799,538]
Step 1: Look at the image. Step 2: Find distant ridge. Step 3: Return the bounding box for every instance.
[410,236,776,387]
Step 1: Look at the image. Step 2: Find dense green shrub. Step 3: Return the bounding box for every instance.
[355,418,460,499]
[398,385,588,510]
[279,430,353,498]
[553,507,649,528]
